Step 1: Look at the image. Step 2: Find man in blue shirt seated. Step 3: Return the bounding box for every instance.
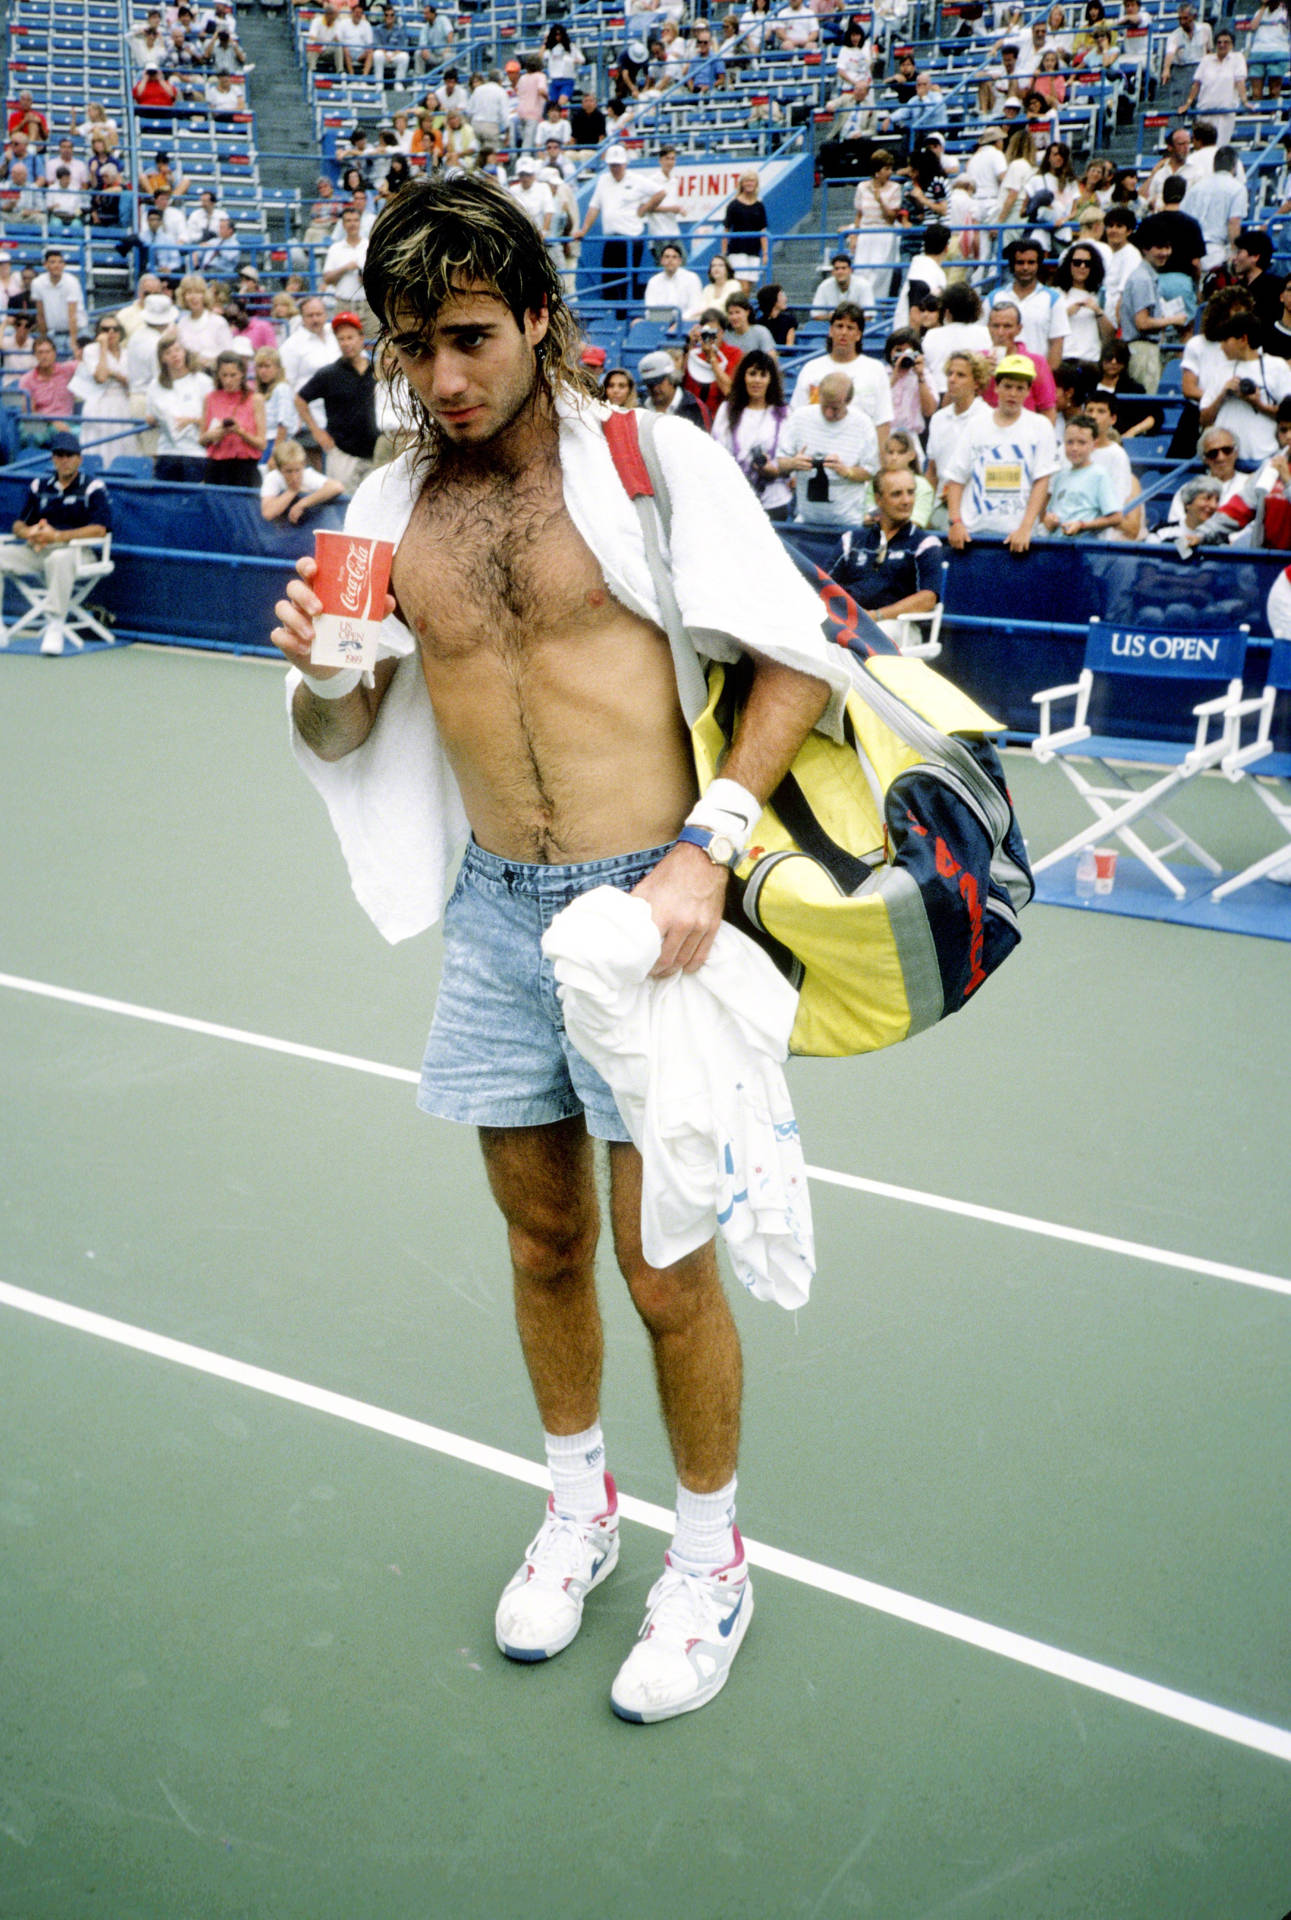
[0,431,112,654]
[828,465,943,644]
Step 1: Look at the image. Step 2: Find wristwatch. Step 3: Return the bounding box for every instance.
[676,823,740,868]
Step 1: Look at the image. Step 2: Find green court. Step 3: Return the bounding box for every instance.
[2,647,1288,1919]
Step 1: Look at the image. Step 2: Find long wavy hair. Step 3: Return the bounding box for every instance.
[362,172,598,462]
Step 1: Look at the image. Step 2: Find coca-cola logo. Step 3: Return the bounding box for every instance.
[340,543,369,615]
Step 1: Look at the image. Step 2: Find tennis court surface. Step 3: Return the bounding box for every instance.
[3,646,1289,1920]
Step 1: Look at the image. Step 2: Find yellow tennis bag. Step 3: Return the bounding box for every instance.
[607,409,1034,1059]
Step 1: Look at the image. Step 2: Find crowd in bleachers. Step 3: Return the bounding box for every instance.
[3,0,1291,643]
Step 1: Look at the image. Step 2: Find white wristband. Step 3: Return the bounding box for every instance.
[685,777,762,855]
[300,666,362,700]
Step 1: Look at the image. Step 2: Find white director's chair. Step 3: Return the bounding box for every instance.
[1211,638,1291,903]
[0,534,116,653]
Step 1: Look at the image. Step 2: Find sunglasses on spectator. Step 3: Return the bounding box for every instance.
[1203,445,1236,458]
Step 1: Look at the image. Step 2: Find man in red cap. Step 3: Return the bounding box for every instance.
[294,313,378,493]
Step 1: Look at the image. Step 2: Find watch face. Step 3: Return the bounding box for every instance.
[708,833,737,868]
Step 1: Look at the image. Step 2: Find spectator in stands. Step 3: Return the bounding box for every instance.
[282,293,340,460]
[791,303,892,451]
[200,351,267,488]
[469,70,511,151]
[1198,311,1291,460]
[637,349,707,427]
[225,299,275,358]
[1119,225,1182,391]
[851,151,904,310]
[644,243,704,319]
[254,347,300,460]
[45,167,83,231]
[543,25,586,104]
[978,40,1023,117]
[370,4,411,87]
[70,316,137,466]
[295,313,378,492]
[134,63,182,109]
[1169,424,1258,535]
[756,285,796,350]
[1149,473,1223,547]
[569,92,607,150]
[776,372,879,525]
[680,310,742,424]
[856,430,935,526]
[1033,47,1068,103]
[1041,413,1126,537]
[5,92,47,142]
[176,274,233,372]
[322,207,370,314]
[983,301,1058,418]
[700,254,742,317]
[90,162,124,230]
[1102,207,1142,329]
[205,20,249,75]
[925,350,992,529]
[1146,126,1192,212]
[1054,243,1114,366]
[1161,0,1212,83]
[206,69,247,114]
[0,433,111,654]
[601,368,637,407]
[19,337,79,437]
[1080,392,1143,537]
[442,110,479,173]
[124,288,178,415]
[878,328,933,436]
[0,311,37,376]
[513,55,551,151]
[337,1,376,76]
[775,0,820,49]
[684,22,727,91]
[723,172,768,288]
[811,253,860,318]
[893,225,950,328]
[835,18,874,91]
[711,352,793,518]
[32,250,83,356]
[997,240,1068,370]
[829,465,942,637]
[0,162,42,225]
[943,353,1057,553]
[1183,28,1249,144]
[414,4,453,74]
[130,14,172,72]
[1245,0,1290,101]
[1250,399,1291,546]
[1090,338,1163,437]
[437,68,469,115]
[509,156,554,236]
[575,147,661,309]
[1229,230,1285,351]
[723,292,778,361]
[307,5,343,74]
[260,437,344,524]
[1184,148,1249,273]
[147,332,212,482]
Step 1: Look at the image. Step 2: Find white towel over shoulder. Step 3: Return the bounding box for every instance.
[542,887,815,1310]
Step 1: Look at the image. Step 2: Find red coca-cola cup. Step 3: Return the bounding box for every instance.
[311,529,395,671]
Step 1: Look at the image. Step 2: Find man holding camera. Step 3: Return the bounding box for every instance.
[772,371,879,523]
[1198,312,1291,460]
[637,349,707,428]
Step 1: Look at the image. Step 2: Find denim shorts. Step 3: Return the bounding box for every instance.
[417,839,672,1141]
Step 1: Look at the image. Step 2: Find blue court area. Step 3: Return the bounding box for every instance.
[2,646,1289,1919]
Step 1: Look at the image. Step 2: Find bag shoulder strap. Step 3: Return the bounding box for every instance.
[601,407,709,726]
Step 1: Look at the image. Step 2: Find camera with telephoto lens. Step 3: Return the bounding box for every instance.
[748,445,770,492]
[895,351,916,370]
[699,325,719,344]
[1237,377,1258,399]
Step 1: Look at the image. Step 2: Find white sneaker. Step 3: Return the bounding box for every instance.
[610,1534,753,1724]
[495,1474,619,1663]
[40,621,66,656]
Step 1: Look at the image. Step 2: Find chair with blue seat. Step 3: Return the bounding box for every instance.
[1210,639,1291,901]
[1030,616,1250,898]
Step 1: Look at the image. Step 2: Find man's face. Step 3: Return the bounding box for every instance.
[1010,249,1040,288]
[996,374,1030,411]
[1086,400,1114,436]
[388,284,549,447]
[334,322,365,361]
[829,316,860,359]
[1002,47,1017,68]
[1202,437,1237,477]
[831,259,851,287]
[302,298,327,333]
[727,304,749,332]
[660,247,682,274]
[45,255,65,282]
[877,470,915,526]
[989,307,1021,350]
[945,359,974,405]
[342,209,361,239]
[1231,245,1258,278]
[35,340,57,371]
[1144,242,1172,271]
[819,386,850,423]
[644,375,674,408]
[1169,129,1190,160]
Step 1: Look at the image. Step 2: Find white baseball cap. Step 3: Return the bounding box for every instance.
[605,143,629,165]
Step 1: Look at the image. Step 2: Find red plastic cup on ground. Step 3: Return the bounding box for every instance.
[1094,847,1118,894]
[310,528,395,672]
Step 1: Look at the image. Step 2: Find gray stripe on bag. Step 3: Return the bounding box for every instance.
[872,867,945,1035]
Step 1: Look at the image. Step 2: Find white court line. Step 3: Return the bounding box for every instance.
[2,1277,1289,1769]
[4,970,1290,1302]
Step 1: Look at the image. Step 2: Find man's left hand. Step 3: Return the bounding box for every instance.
[630,840,730,976]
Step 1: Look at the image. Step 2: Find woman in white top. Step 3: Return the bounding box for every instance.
[78,101,121,149]
[69,314,138,465]
[851,150,904,308]
[1183,30,1249,142]
[253,347,300,462]
[711,351,794,519]
[1054,242,1114,363]
[1038,140,1080,231]
[700,253,743,314]
[176,274,233,372]
[737,0,776,53]
[1245,0,1289,100]
[835,19,873,88]
[995,127,1039,228]
[542,25,585,103]
[146,332,214,483]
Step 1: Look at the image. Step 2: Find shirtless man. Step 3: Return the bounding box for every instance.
[270,176,841,1724]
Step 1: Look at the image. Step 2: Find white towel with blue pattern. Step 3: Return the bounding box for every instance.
[542,886,814,1309]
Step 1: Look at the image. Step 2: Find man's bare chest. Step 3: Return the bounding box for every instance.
[392,472,613,663]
